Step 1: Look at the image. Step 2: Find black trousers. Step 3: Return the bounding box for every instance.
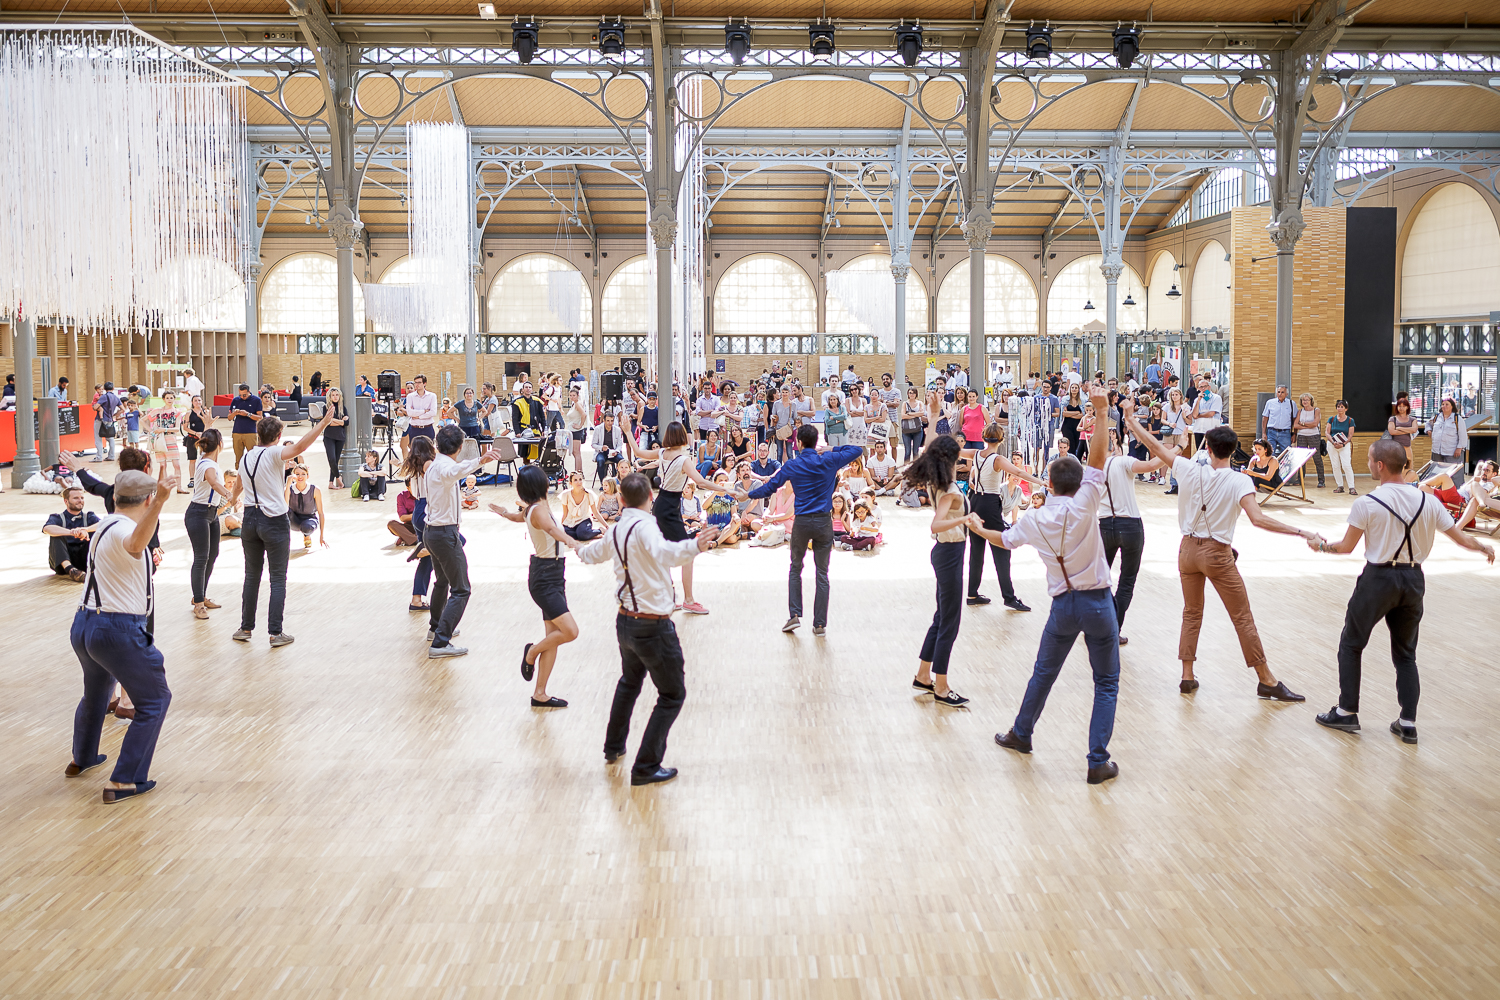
[240,508,291,634]
[426,523,470,645]
[1338,563,1424,721]
[184,500,220,604]
[324,434,345,483]
[967,493,1016,600]
[606,613,686,777]
[921,540,966,675]
[1099,515,1145,628]
[789,511,834,627]
[49,535,90,573]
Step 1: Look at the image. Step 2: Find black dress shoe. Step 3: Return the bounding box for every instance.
[966,594,992,606]
[1179,678,1199,694]
[1164,486,1179,495]
[1002,597,1032,612]
[1257,680,1306,702]
[995,729,1032,754]
[631,766,678,786]
[1087,761,1119,784]
[1316,706,1360,732]
[65,753,107,777]
[605,749,627,764]
[1390,720,1418,744]
[1117,634,1128,646]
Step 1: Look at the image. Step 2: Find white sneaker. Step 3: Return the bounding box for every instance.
[428,644,468,659]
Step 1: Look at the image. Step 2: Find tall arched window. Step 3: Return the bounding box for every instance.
[935,254,1038,336]
[372,256,477,353]
[150,257,244,331]
[713,253,817,334]
[1044,254,1146,335]
[602,256,650,332]
[825,253,928,336]
[260,252,365,334]
[1191,241,1232,331]
[1402,183,1500,320]
[1146,251,1182,332]
[486,253,592,333]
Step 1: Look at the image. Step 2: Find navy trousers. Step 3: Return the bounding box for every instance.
[70,608,171,785]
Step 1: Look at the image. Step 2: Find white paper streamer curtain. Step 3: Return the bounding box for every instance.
[826,268,896,352]
[362,121,471,344]
[546,270,584,335]
[0,26,248,331]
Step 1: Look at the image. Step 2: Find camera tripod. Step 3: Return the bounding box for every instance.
[375,397,402,478]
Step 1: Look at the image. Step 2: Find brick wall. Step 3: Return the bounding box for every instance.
[1228,206,1347,431]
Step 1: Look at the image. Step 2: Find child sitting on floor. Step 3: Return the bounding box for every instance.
[598,476,622,523]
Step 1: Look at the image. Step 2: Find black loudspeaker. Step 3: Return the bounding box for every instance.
[620,357,642,378]
[504,361,532,378]
[377,370,400,396]
[600,371,624,400]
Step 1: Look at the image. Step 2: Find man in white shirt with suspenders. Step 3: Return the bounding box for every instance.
[229,409,335,647]
[67,469,175,803]
[1098,418,1170,645]
[1307,438,1494,743]
[968,386,1123,784]
[1124,408,1312,702]
[577,473,719,786]
[424,425,501,658]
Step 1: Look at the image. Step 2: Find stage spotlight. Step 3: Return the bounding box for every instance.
[1112,26,1140,69]
[1025,24,1052,61]
[894,23,923,67]
[511,20,539,63]
[477,3,498,19]
[597,19,626,57]
[808,20,836,59]
[724,21,752,65]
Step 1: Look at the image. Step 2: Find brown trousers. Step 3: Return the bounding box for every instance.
[1178,535,1267,668]
[232,432,259,467]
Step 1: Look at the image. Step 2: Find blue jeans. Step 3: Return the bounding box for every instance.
[1266,427,1291,455]
[411,497,432,598]
[70,609,171,785]
[1012,587,1120,767]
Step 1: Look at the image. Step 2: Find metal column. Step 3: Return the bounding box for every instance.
[652,215,677,390]
[332,211,361,482]
[244,262,261,390]
[10,315,40,487]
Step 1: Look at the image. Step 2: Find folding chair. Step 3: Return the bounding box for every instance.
[1258,446,1316,506]
[491,435,520,484]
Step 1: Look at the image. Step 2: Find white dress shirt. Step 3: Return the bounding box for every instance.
[1098,456,1143,520]
[405,390,438,428]
[1192,391,1222,433]
[239,445,289,516]
[1173,456,1253,544]
[576,506,701,615]
[80,513,153,616]
[184,375,205,399]
[1349,483,1454,564]
[1000,466,1111,596]
[423,452,484,526]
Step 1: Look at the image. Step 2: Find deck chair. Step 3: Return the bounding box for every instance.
[1258,446,1317,506]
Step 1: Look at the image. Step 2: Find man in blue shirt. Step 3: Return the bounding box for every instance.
[740,424,862,636]
[748,441,780,482]
[48,376,69,401]
[228,384,264,466]
[1145,359,1162,388]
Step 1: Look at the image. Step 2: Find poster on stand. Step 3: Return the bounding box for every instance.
[819,356,840,380]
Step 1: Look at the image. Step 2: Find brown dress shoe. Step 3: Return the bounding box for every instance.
[114,704,136,721]
[67,566,86,583]
[994,729,1032,754]
[1087,761,1119,784]
[1179,678,1199,694]
[1257,680,1306,702]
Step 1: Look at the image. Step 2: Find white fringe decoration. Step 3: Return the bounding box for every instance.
[827,268,896,352]
[546,269,583,335]
[0,26,247,331]
[363,121,470,346]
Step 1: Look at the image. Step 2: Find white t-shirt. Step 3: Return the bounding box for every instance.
[1098,456,1143,520]
[239,445,289,516]
[1192,391,1222,433]
[183,375,205,399]
[1173,456,1253,544]
[866,453,896,480]
[80,513,152,616]
[1349,483,1455,563]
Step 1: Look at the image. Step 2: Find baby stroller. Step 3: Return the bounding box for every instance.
[536,425,568,490]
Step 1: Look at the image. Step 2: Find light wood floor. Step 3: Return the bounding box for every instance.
[3,454,1500,998]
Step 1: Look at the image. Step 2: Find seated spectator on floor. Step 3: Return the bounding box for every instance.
[357,450,387,501]
[733,462,765,521]
[560,471,602,540]
[219,472,243,536]
[598,477,622,523]
[749,441,780,482]
[387,480,418,546]
[43,486,100,581]
[285,464,326,550]
[591,412,627,484]
[461,475,480,511]
[680,480,705,533]
[703,469,743,546]
[866,440,899,495]
[839,451,869,494]
[748,481,795,546]
[844,497,882,550]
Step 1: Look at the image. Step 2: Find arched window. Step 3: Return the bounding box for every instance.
[371,256,477,354]
[1401,183,1500,320]
[486,253,592,334]
[935,254,1038,336]
[149,257,244,331]
[1146,251,1182,332]
[1191,241,1232,331]
[1044,254,1146,336]
[712,253,817,335]
[260,252,365,334]
[825,253,928,336]
[602,256,650,333]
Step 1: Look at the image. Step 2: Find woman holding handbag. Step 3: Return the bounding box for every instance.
[900,387,925,463]
[1292,393,1325,488]
[184,395,209,488]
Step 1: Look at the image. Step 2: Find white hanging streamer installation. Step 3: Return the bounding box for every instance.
[0,26,247,331]
[827,269,896,352]
[545,270,583,335]
[363,121,471,346]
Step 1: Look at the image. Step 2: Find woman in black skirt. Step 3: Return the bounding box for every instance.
[493,465,580,708]
[624,420,732,615]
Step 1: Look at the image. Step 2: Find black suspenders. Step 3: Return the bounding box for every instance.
[83,521,153,617]
[1368,491,1426,565]
[613,522,642,610]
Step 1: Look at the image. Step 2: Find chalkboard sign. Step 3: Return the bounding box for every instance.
[35,403,81,437]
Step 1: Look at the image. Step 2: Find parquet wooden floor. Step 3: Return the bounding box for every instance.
[3,456,1499,998]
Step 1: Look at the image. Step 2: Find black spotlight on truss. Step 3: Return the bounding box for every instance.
[894,22,923,67]
[511,20,540,63]
[724,20,752,65]
[1112,25,1140,69]
[808,20,836,59]
[596,19,626,57]
[1025,24,1053,61]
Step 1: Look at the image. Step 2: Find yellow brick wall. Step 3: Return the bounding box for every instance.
[1228,207,1347,432]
